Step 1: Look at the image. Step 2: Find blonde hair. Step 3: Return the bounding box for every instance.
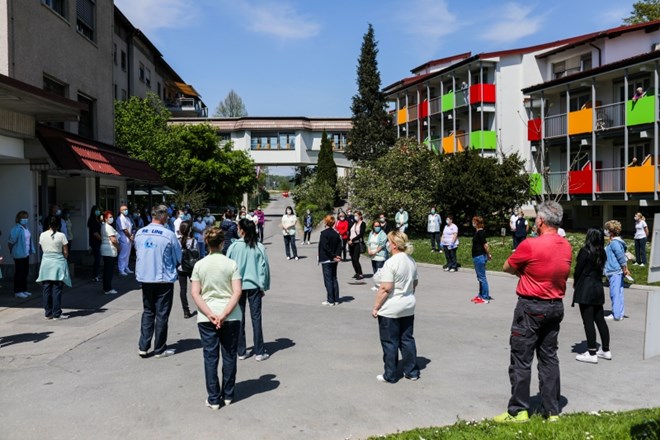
[387,231,413,255]
[604,220,622,237]
[635,212,645,222]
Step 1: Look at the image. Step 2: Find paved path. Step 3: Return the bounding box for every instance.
[1,196,659,440]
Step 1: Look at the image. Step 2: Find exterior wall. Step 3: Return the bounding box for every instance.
[0,162,37,264]
[131,39,156,98]
[7,0,114,144]
[603,31,660,65]
[0,132,24,159]
[112,25,129,100]
[0,0,8,74]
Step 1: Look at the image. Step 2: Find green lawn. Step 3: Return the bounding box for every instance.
[369,408,660,440]
[410,233,655,286]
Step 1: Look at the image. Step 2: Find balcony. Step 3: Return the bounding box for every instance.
[595,102,624,130]
[469,84,496,105]
[626,95,655,126]
[568,108,593,135]
[442,131,465,154]
[470,130,496,150]
[408,104,418,122]
[529,173,543,195]
[545,113,567,138]
[419,100,429,119]
[455,88,469,109]
[568,161,594,195]
[250,143,295,150]
[596,167,625,193]
[397,107,408,125]
[528,118,542,141]
[546,171,568,194]
[429,97,441,115]
[166,97,208,117]
[626,155,655,193]
[426,137,441,154]
[442,92,454,112]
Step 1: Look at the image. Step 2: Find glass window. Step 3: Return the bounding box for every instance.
[139,63,145,82]
[121,51,127,71]
[113,43,117,65]
[76,0,95,41]
[42,0,66,18]
[99,186,118,215]
[145,68,151,88]
[78,93,95,138]
[580,54,592,71]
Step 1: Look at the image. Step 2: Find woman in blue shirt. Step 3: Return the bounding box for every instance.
[8,210,36,299]
[604,220,630,321]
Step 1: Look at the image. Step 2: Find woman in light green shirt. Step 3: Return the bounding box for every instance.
[191,227,242,410]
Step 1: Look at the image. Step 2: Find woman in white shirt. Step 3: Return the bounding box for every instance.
[371,231,419,383]
[100,211,119,295]
[36,215,71,320]
[281,206,299,260]
[633,212,649,267]
[441,215,459,272]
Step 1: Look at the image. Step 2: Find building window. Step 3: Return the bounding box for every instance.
[76,0,96,41]
[121,89,127,100]
[113,43,117,65]
[145,68,151,88]
[580,54,592,71]
[99,186,118,215]
[113,84,118,100]
[77,93,95,138]
[157,82,161,98]
[552,61,566,79]
[42,0,66,18]
[139,63,145,82]
[329,132,347,150]
[43,75,67,129]
[121,51,127,71]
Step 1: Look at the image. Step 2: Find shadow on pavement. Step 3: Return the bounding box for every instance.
[265,337,295,356]
[169,338,202,354]
[339,296,355,303]
[571,340,588,354]
[417,356,431,372]
[235,374,280,403]
[0,331,53,348]
[64,308,108,319]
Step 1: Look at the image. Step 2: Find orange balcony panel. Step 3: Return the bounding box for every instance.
[469,84,496,104]
[419,100,429,119]
[528,118,542,141]
[397,108,408,125]
[442,131,465,154]
[626,156,655,193]
[568,162,594,194]
[568,108,593,135]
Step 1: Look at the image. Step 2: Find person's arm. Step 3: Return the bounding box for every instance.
[483,239,491,260]
[261,246,271,292]
[573,249,586,283]
[62,235,69,259]
[372,281,394,318]
[644,223,650,237]
[191,280,219,326]
[503,260,517,275]
[217,279,243,328]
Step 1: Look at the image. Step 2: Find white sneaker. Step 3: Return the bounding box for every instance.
[53,314,69,321]
[639,264,645,267]
[321,301,334,306]
[119,271,129,276]
[124,268,134,273]
[238,354,248,360]
[104,289,118,295]
[371,286,378,291]
[22,291,32,297]
[576,352,598,364]
[14,292,28,299]
[605,314,624,321]
[286,257,291,260]
[154,349,175,358]
[294,256,299,260]
[597,349,612,360]
[255,354,270,362]
[205,399,220,410]
[223,399,232,407]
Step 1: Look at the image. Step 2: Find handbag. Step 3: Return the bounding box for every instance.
[360,241,367,253]
[181,242,200,274]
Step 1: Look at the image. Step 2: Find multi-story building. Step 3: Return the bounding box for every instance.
[384,20,660,229]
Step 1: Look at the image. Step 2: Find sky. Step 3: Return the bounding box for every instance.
[114,0,633,118]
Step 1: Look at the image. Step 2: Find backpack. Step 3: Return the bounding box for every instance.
[180,239,200,274]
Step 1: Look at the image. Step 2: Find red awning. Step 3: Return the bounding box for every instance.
[36,126,163,184]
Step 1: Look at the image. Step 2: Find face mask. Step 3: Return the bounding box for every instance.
[472,223,477,228]
[95,210,100,216]
[196,217,202,222]
[380,217,385,222]
[374,227,381,233]
[339,216,345,220]
[354,215,360,221]
[446,219,450,224]
[122,209,129,216]
[107,217,114,225]
[55,209,62,216]
[20,218,28,226]
[399,208,403,213]
[286,211,292,215]
[431,210,436,214]
[240,215,246,219]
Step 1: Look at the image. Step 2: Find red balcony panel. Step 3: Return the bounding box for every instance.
[528,118,542,141]
[469,84,496,105]
[568,162,596,194]
[419,100,429,119]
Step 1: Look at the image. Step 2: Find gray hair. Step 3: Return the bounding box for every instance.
[536,201,563,228]
[151,204,169,221]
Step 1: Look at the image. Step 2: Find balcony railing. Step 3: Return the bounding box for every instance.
[429,97,441,115]
[545,113,567,138]
[595,102,624,130]
[596,167,625,192]
[546,171,568,194]
[408,104,418,122]
[455,88,469,109]
[250,143,295,150]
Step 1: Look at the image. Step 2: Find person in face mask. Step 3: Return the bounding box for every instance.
[379,214,391,234]
[8,210,37,298]
[348,211,366,279]
[100,211,119,294]
[87,205,103,282]
[192,213,207,257]
[335,211,350,260]
[173,209,185,239]
[46,204,68,238]
[427,207,442,253]
[303,209,313,245]
[281,206,299,260]
[441,215,459,272]
[117,205,134,276]
[395,207,409,234]
[367,220,388,290]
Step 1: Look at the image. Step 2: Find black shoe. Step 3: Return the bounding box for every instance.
[184,310,196,319]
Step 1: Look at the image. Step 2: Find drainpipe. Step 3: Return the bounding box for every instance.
[589,43,602,68]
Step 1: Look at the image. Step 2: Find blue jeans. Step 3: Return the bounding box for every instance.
[284,235,298,258]
[198,320,240,404]
[238,289,265,356]
[607,272,625,320]
[443,245,457,269]
[321,262,339,303]
[377,315,419,382]
[43,281,64,318]
[197,240,207,258]
[635,238,647,265]
[371,259,384,275]
[472,254,490,299]
[139,283,174,355]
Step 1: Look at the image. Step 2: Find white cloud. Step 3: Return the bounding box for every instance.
[233,1,321,40]
[399,0,458,40]
[114,0,199,34]
[597,7,630,26]
[481,3,543,44]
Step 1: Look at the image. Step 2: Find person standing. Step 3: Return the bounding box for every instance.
[190,227,242,410]
[509,209,518,249]
[604,220,629,322]
[193,214,207,258]
[227,218,271,361]
[513,212,528,250]
[318,215,343,306]
[471,216,492,304]
[348,211,366,280]
[8,210,36,298]
[36,216,71,320]
[372,231,419,383]
[203,208,216,229]
[134,205,182,358]
[379,214,392,235]
[633,212,649,267]
[117,205,133,275]
[335,212,349,261]
[100,211,119,295]
[177,222,197,319]
[367,220,388,291]
[303,209,313,245]
[441,216,459,272]
[173,209,185,238]
[281,206,299,260]
[427,207,442,253]
[253,206,265,243]
[221,210,239,255]
[572,228,611,364]
[395,207,409,233]
[494,201,572,423]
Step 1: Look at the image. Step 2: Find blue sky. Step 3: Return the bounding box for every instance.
[115,0,633,118]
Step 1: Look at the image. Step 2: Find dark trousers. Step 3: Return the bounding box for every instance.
[238,289,265,356]
[429,232,440,251]
[579,304,610,353]
[102,256,116,292]
[139,283,174,355]
[443,245,457,269]
[371,259,384,274]
[508,297,564,417]
[303,230,311,242]
[13,257,29,293]
[341,238,348,260]
[283,235,298,258]
[513,235,526,250]
[349,243,363,276]
[378,315,419,382]
[198,320,239,404]
[91,243,101,278]
[635,238,647,265]
[177,271,191,313]
[258,224,264,243]
[322,262,340,303]
[42,280,64,318]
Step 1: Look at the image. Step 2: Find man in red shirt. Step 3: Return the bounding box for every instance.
[494,201,572,423]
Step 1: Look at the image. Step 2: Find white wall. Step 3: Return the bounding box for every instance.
[0,134,24,159]
[0,164,38,264]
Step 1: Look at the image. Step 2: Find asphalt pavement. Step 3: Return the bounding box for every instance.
[1,195,659,440]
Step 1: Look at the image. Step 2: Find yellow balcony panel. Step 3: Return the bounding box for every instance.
[442,131,465,154]
[626,155,655,193]
[568,108,593,135]
[397,108,408,125]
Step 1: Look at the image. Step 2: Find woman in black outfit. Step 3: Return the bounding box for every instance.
[87,205,102,282]
[318,215,343,306]
[572,227,611,364]
[348,210,366,280]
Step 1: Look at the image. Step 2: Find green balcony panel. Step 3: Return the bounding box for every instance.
[441,92,454,112]
[626,95,655,126]
[470,130,497,150]
[529,173,543,196]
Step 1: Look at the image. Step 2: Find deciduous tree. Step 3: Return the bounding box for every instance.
[213,90,248,117]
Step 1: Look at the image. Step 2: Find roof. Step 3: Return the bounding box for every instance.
[36,126,163,184]
[170,116,352,131]
[410,52,472,74]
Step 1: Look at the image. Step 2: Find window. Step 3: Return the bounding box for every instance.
[121,89,127,100]
[617,77,652,102]
[99,186,118,215]
[43,75,66,129]
[113,43,117,65]
[42,0,66,18]
[76,0,95,41]
[157,82,161,98]
[139,63,145,82]
[329,132,347,150]
[77,93,95,138]
[145,68,151,88]
[552,61,566,79]
[580,54,592,71]
[569,93,591,112]
[113,84,117,100]
[121,51,127,71]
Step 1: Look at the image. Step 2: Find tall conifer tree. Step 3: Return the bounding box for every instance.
[316,129,337,199]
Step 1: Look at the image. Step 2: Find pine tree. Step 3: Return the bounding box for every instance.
[346,24,396,165]
[624,0,660,24]
[316,129,337,198]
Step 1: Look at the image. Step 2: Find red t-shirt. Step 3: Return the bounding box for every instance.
[506,232,572,300]
[335,220,349,239]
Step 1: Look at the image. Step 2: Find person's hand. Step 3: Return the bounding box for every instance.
[260,290,266,298]
[333,256,341,262]
[209,314,221,328]
[488,253,492,261]
[372,308,379,318]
